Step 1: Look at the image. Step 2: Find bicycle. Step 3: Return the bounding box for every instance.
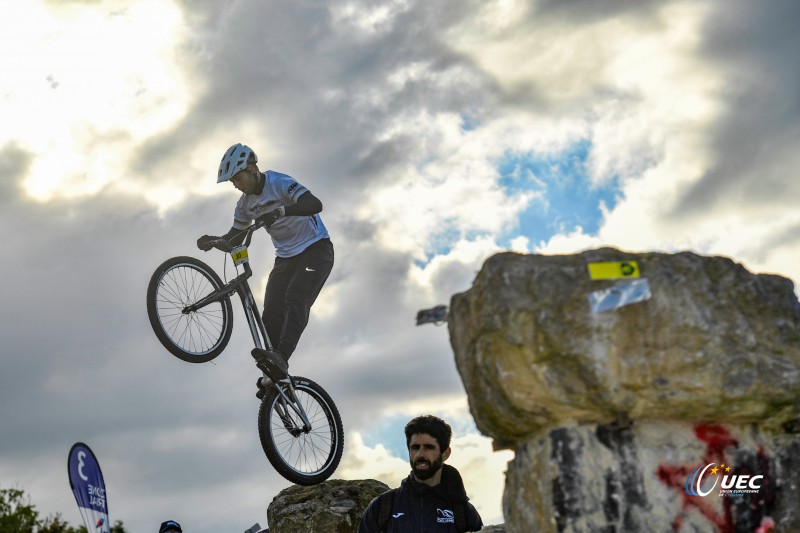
[145,219,344,485]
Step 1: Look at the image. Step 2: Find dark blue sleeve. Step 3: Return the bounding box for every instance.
[357,497,381,533]
[466,502,483,532]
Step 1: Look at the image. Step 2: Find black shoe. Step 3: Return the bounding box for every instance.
[251,349,289,380]
[256,376,273,400]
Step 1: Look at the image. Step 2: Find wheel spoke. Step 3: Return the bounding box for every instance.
[261,380,343,484]
[151,262,229,358]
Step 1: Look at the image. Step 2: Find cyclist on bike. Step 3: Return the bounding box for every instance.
[197,143,334,398]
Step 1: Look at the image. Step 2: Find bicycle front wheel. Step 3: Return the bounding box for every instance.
[146,256,233,363]
[258,376,344,485]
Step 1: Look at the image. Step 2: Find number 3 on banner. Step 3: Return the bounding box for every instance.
[78,451,88,481]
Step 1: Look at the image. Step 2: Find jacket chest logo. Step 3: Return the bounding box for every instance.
[436,508,455,524]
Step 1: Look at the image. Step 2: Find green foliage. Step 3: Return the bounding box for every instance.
[0,487,39,532]
[0,485,129,533]
[37,513,84,533]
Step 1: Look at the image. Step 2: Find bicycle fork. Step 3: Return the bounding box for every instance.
[274,380,312,435]
[236,281,314,434]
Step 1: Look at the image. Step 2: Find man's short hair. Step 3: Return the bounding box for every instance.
[405,415,452,452]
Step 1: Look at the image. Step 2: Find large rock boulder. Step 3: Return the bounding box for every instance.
[504,421,800,532]
[267,479,388,532]
[449,248,800,532]
[449,248,800,445]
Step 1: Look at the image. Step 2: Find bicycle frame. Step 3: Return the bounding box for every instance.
[184,223,313,429]
[183,260,273,352]
[182,224,273,351]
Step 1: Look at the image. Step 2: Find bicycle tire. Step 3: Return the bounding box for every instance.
[146,256,233,363]
[258,376,344,485]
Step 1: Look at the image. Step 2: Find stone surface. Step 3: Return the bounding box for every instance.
[267,479,388,533]
[448,248,800,447]
[503,421,800,533]
[448,248,800,532]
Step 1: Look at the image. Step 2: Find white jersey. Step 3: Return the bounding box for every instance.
[232,170,329,258]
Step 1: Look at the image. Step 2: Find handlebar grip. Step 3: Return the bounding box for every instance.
[211,238,234,253]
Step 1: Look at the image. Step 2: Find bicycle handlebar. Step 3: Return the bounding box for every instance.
[244,218,265,246]
[208,238,234,253]
[207,219,266,253]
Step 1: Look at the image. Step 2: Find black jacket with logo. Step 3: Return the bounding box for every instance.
[357,464,483,533]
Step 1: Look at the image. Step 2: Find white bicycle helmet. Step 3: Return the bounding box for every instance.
[217,143,258,183]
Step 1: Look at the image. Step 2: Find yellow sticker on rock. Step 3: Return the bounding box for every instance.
[588,261,640,280]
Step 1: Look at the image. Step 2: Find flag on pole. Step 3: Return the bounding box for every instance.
[68,443,110,533]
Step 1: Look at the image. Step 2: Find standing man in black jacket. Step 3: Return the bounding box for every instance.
[358,415,483,532]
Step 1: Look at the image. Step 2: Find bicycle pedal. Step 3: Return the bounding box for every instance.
[253,350,289,380]
[251,348,269,361]
[256,376,273,400]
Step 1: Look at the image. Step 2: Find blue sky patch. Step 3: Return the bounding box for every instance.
[497,141,621,248]
[362,414,481,460]
[414,140,622,268]
[361,414,413,459]
[459,112,480,132]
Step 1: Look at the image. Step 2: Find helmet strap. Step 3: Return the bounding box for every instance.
[255,170,266,195]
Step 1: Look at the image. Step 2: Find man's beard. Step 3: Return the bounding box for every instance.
[411,455,444,481]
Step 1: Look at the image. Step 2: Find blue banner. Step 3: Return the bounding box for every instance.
[68,443,110,533]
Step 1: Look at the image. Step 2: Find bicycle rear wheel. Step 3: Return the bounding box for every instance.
[146,256,233,363]
[258,376,344,485]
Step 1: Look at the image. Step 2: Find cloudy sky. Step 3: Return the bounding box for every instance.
[2,0,799,531]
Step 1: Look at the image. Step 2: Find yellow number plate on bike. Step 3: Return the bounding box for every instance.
[231,245,249,266]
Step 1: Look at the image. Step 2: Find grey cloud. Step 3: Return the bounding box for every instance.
[533,0,666,24]
[740,221,800,266]
[132,0,494,194]
[672,0,800,217]
[0,142,32,205]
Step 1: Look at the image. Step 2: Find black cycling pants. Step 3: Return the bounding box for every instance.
[262,238,333,359]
